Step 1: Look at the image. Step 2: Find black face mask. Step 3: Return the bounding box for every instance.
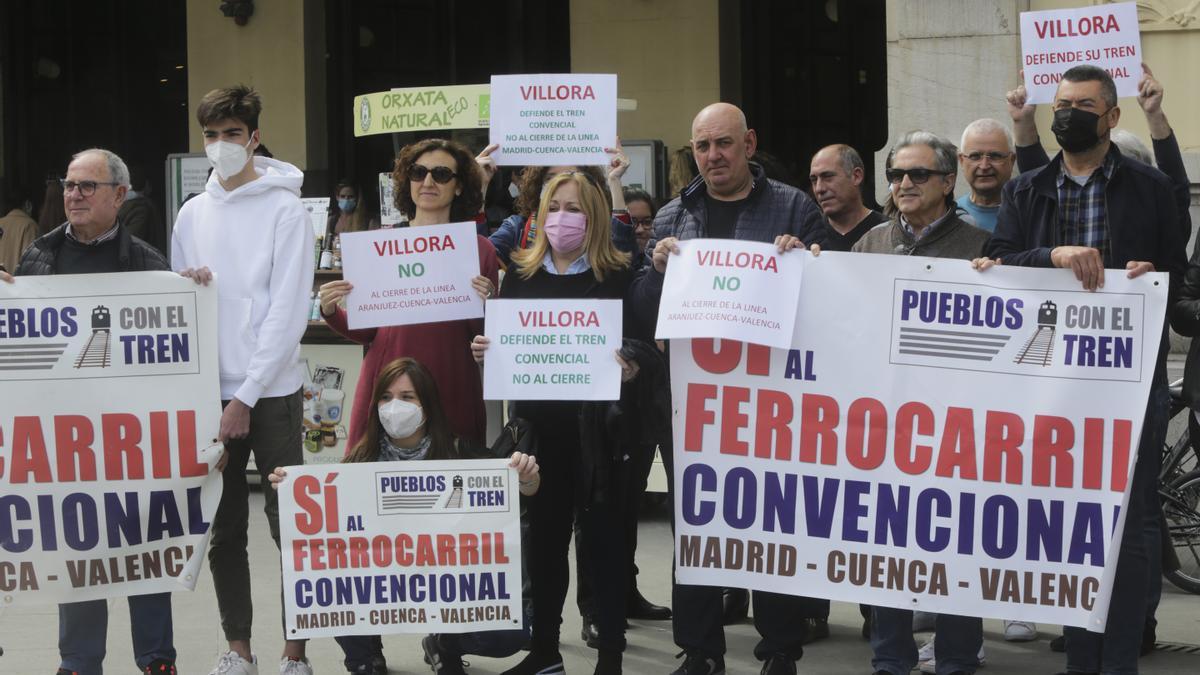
[1051,107,1105,154]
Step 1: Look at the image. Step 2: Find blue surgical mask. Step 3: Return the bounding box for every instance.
[338,198,357,212]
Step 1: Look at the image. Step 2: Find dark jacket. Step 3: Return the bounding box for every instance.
[851,212,990,260]
[988,145,1187,369]
[118,195,165,254]
[16,222,169,276]
[629,163,825,328]
[1015,132,1191,238]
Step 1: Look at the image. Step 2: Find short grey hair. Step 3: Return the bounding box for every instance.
[960,118,1015,153]
[886,130,958,174]
[1111,129,1153,166]
[72,148,131,188]
[829,144,865,175]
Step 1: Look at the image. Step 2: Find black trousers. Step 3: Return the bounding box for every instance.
[526,419,628,653]
[662,434,806,661]
[575,442,658,617]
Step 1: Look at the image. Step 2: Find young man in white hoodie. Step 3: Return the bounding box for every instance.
[172,85,316,675]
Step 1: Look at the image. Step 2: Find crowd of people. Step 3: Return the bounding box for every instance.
[0,60,1192,675]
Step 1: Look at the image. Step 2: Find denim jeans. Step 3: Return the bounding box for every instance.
[870,607,981,675]
[1064,380,1169,674]
[58,592,175,675]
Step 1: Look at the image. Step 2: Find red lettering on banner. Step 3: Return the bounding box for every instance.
[684,383,718,452]
[692,339,740,374]
[746,343,771,377]
[720,386,751,456]
[755,389,794,460]
[935,407,978,480]
[894,402,934,475]
[55,415,97,481]
[11,416,51,483]
[1110,418,1133,493]
[293,475,324,536]
[845,398,887,470]
[1082,418,1104,490]
[437,534,457,565]
[1032,415,1074,488]
[1033,14,1120,39]
[983,411,1024,484]
[799,394,839,465]
[101,413,144,480]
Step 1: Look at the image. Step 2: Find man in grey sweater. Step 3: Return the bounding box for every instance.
[853,130,989,675]
[853,131,989,260]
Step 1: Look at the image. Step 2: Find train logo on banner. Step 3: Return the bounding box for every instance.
[890,279,1146,382]
[0,290,201,382]
[376,467,512,516]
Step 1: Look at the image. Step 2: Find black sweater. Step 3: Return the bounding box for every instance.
[499,264,640,442]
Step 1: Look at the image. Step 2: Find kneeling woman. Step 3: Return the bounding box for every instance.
[270,357,539,674]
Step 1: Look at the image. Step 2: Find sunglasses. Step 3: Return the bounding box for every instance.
[961,151,1012,163]
[407,165,457,184]
[885,168,950,185]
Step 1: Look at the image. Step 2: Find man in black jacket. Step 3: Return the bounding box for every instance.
[2,148,179,675]
[977,65,1186,675]
[630,102,823,675]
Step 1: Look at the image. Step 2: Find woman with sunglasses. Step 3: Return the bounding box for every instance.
[267,357,541,675]
[318,138,501,451]
[472,172,658,675]
[489,139,636,268]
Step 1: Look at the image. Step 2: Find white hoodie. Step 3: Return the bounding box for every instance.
[171,157,315,406]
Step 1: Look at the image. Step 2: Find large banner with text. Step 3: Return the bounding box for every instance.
[279,459,524,638]
[0,272,224,605]
[671,252,1166,631]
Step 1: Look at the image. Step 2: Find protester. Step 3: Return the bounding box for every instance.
[0,182,38,272]
[955,119,1015,233]
[977,64,1186,675]
[318,138,499,451]
[171,84,317,675]
[625,187,657,255]
[668,144,698,198]
[471,171,658,675]
[488,140,635,267]
[119,163,165,253]
[267,357,541,675]
[37,174,67,236]
[808,144,886,251]
[853,131,989,675]
[327,179,378,234]
[630,102,824,675]
[4,148,183,675]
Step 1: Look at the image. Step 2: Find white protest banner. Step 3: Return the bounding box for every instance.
[671,251,1166,631]
[0,272,223,605]
[483,298,622,401]
[1020,2,1141,104]
[378,173,401,226]
[302,197,330,240]
[339,222,483,330]
[489,73,617,166]
[279,459,523,638]
[655,239,804,349]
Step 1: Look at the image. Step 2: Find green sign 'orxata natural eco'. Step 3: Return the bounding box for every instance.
[353,84,491,136]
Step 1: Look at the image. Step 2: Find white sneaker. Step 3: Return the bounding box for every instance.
[279,657,314,675]
[209,651,259,675]
[915,636,986,674]
[1003,620,1037,642]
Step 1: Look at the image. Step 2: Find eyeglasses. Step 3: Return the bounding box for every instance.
[61,179,121,197]
[632,217,655,227]
[407,165,457,184]
[885,168,950,185]
[961,151,1012,163]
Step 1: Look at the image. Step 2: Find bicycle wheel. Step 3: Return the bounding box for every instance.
[1162,409,1200,482]
[1162,469,1200,594]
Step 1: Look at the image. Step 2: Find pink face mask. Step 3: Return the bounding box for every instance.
[542,210,588,252]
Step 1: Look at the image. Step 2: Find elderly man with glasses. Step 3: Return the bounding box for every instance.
[955,119,1016,233]
[2,147,179,675]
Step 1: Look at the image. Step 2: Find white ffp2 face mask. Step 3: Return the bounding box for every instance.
[378,399,424,439]
[206,134,254,181]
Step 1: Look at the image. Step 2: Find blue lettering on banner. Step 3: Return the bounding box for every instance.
[899,290,1023,329]
[0,307,79,339]
[295,571,510,608]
